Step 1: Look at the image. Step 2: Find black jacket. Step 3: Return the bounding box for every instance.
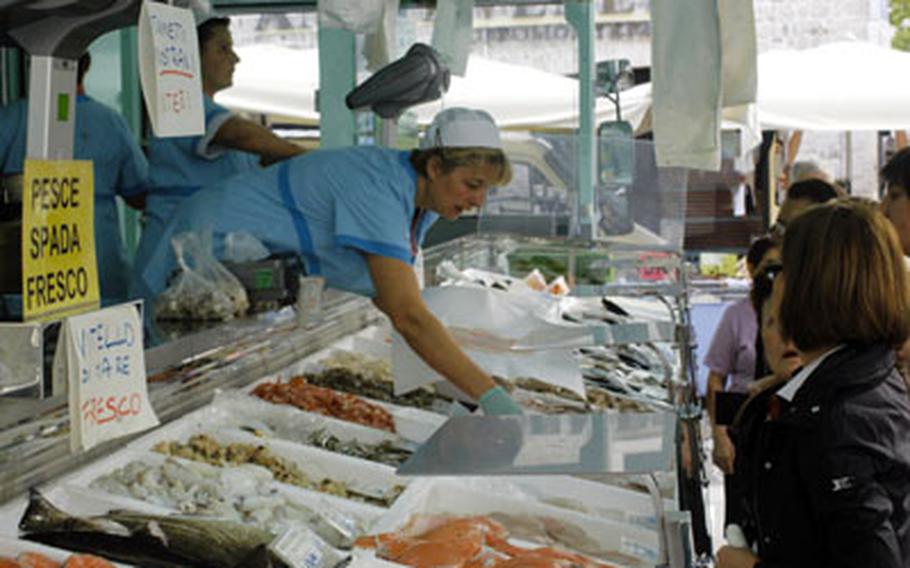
[731,343,910,568]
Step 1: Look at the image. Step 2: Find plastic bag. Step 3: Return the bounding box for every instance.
[224,231,270,263]
[155,230,250,321]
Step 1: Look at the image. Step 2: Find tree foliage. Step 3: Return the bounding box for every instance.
[891,0,910,51]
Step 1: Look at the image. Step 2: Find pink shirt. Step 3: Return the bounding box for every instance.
[703,297,758,393]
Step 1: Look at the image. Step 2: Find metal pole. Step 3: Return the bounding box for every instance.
[120,27,143,258]
[26,56,77,160]
[318,27,357,149]
[565,1,596,240]
[845,131,853,193]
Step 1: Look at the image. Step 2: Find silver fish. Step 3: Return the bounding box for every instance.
[19,489,285,568]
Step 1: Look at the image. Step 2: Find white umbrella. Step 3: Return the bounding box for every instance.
[756,41,910,130]
[219,43,652,130]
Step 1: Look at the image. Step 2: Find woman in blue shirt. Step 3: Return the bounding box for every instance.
[135,8,306,275]
[135,108,522,415]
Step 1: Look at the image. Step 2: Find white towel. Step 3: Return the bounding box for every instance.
[651,0,758,171]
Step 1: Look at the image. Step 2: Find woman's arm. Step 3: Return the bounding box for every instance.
[366,254,498,400]
[213,116,306,166]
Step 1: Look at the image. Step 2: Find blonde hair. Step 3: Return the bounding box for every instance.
[410,147,512,187]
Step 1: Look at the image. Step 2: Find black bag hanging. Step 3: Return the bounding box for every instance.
[345,43,450,119]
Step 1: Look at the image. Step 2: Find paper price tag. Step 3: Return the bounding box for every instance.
[65,302,159,452]
[269,526,339,568]
[138,1,204,137]
[21,160,99,322]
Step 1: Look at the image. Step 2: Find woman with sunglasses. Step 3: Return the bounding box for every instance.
[720,258,802,555]
[703,236,775,531]
[717,198,910,568]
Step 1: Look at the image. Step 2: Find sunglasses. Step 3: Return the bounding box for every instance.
[760,262,783,282]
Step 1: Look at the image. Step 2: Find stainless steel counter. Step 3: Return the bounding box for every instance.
[0,292,381,504]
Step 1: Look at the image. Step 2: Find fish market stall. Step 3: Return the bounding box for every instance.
[1,320,683,567]
[0,131,705,568]
[0,1,715,564]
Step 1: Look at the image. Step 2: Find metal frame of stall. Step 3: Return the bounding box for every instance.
[420,233,706,567]
[0,2,712,566]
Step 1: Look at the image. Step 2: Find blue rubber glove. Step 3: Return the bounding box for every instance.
[478,386,523,416]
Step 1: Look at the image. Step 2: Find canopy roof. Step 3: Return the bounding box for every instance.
[219,40,910,132]
[754,41,910,130]
[219,43,650,129]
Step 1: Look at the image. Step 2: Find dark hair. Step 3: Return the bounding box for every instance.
[882,147,910,197]
[746,235,774,270]
[779,198,910,351]
[77,52,91,85]
[750,262,782,379]
[786,178,838,204]
[197,17,231,48]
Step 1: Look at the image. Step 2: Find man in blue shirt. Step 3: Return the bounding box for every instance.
[134,8,306,274]
[134,107,522,415]
[0,53,147,304]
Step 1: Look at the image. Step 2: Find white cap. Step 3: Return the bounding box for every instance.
[184,0,224,26]
[420,107,502,151]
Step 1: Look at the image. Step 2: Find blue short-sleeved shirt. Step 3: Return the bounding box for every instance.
[132,146,437,302]
[136,95,260,271]
[0,95,148,303]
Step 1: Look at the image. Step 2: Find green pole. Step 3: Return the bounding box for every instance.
[317,27,357,149]
[119,27,143,258]
[565,1,596,239]
[2,47,24,103]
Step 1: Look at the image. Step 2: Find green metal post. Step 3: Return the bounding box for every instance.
[2,47,24,103]
[318,27,357,149]
[565,1,596,239]
[119,27,143,258]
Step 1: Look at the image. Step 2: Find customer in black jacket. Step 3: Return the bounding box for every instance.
[717,198,910,568]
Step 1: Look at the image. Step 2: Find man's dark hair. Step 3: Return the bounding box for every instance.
[882,147,910,196]
[746,235,774,270]
[786,179,838,204]
[77,52,91,85]
[198,16,231,48]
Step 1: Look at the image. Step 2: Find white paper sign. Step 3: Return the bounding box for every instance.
[66,303,159,452]
[138,1,205,137]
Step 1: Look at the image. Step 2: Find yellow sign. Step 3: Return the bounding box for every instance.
[21,159,99,321]
[700,252,741,278]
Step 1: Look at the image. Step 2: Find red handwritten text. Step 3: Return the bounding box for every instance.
[81,393,143,426]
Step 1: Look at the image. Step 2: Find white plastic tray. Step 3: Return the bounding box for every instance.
[57,449,385,524]
[210,391,408,449]
[241,375,447,444]
[240,324,448,443]
[122,418,408,508]
[473,476,674,530]
[367,478,660,567]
